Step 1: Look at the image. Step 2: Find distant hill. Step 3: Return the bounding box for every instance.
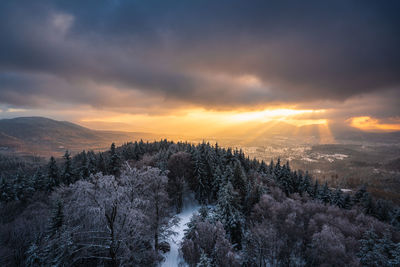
[0,117,156,156]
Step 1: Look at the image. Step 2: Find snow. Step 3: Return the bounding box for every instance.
[341,188,353,193]
[161,193,200,267]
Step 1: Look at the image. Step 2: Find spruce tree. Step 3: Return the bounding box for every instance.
[358,229,399,266]
[279,164,293,195]
[319,182,331,204]
[301,171,312,196]
[43,201,74,266]
[26,239,43,266]
[311,179,320,199]
[259,160,267,173]
[197,252,213,267]
[0,177,12,202]
[212,165,223,201]
[97,152,107,174]
[215,181,243,248]
[354,185,368,204]
[193,148,208,203]
[109,143,121,176]
[362,193,375,215]
[14,172,26,201]
[343,194,353,210]
[332,188,345,208]
[48,200,64,237]
[47,156,59,189]
[33,168,47,191]
[79,150,90,179]
[232,161,247,202]
[268,159,274,175]
[62,150,73,185]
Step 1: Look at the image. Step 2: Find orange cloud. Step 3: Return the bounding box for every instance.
[349,116,400,132]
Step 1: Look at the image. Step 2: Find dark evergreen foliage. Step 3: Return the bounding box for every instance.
[1,140,399,266]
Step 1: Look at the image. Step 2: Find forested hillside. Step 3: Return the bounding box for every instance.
[1,140,399,266]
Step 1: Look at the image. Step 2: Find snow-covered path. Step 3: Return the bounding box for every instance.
[161,194,199,267]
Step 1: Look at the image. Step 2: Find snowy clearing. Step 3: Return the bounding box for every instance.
[161,193,200,267]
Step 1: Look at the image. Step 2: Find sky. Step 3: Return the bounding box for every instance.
[0,0,399,137]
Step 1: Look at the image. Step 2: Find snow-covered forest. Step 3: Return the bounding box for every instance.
[1,140,400,266]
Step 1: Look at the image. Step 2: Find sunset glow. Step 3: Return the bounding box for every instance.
[78,108,328,136]
[350,116,400,132]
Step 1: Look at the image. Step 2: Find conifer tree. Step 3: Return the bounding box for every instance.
[47,156,59,189]
[362,193,375,215]
[259,160,267,173]
[274,158,281,179]
[358,229,399,266]
[268,159,274,175]
[48,200,64,237]
[79,150,90,179]
[35,200,75,266]
[14,172,26,201]
[33,168,47,191]
[26,238,43,266]
[232,161,247,202]
[215,181,243,248]
[24,173,35,200]
[343,194,353,210]
[193,148,208,203]
[354,185,368,204]
[109,143,121,176]
[319,182,331,204]
[212,165,223,201]
[279,164,292,195]
[62,150,73,185]
[331,188,345,208]
[0,177,12,202]
[87,150,97,174]
[197,252,213,267]
[97,152,107,174]
[300,171,312,196]
[311,179,320,199]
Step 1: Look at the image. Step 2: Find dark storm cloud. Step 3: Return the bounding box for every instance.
[0,0,399,111]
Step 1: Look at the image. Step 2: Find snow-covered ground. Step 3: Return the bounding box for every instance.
[161,193,200,267]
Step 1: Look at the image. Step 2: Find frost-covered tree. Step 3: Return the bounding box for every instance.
[193,146,209,203]
[358,229,400,266]
[197,252,213,267]
[215,181,243,248]
[133,166,177,251]
[48,200,64,237]
[181,214,239,267]
[43,167,175,266]
[244,222,284,267]
[331,188,345,208]
[318,182,331,204]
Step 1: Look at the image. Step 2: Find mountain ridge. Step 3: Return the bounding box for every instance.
[0,116,155,156]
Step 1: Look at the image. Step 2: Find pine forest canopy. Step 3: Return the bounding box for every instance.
[0,140,399,266]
